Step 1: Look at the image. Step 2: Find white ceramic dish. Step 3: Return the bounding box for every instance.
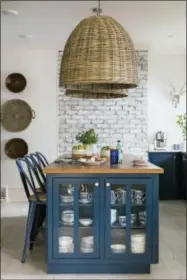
[60,195,74,203]
[60,221,74,226]
[59,244,73,253]
[61,210,74,223]
[131,234,145,237]
[131,244,145,249]
[111,244,126,253]
[111,209,117,225]
[78,158,87,163]
[81,236,94,246]
[119,222,126,227]
[131,234,145,241]
[119,216,126,226]
[78,158,106,166]
[79,218,93,226]
[79,199,91,204]
[131,247,145,253]
[59,236,73,247]
[86,160,105,166]
[80,246,93,253]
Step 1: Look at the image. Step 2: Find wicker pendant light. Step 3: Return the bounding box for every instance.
[60,1,138,97]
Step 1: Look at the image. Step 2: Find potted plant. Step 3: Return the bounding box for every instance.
[176,113,186,150]
[76,129,98,155]
[100,146,111,159]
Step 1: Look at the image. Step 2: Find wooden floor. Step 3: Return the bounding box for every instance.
[1,201,186,279]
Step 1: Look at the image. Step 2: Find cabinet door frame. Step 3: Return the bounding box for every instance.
[52,177,100,259]
[104,178,152,262]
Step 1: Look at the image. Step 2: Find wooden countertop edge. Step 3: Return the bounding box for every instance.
[43,167,164,174]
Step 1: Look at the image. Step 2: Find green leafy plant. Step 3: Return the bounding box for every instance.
[76,129,98,145]
[176,113,187,140]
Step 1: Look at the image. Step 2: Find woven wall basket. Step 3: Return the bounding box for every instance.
[5,138,28,159]
[1,99,35,132]
[60,15,138,97]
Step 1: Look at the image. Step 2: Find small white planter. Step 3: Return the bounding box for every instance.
[87,144,98,156]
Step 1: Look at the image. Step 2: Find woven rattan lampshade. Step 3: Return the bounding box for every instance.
[60,15,138,97]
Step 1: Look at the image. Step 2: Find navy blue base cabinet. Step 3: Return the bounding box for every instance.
[46,174,159,274]
[148,152,182,200]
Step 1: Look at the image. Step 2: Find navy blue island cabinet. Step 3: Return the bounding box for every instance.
[44,160,163,274]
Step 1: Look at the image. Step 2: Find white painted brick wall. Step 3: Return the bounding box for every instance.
[57,51,148,157]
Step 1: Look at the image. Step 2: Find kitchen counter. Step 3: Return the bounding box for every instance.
[45,156,162,274]
[43,156,163,175]
[148,150,186,153]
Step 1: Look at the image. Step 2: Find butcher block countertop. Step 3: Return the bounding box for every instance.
[43,155,164,175]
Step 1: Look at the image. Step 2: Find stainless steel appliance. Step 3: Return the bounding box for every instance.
[154,131,167,150]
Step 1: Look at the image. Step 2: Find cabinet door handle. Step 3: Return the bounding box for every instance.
[174,156,176,159]
[106,182,111,187]
[95,182,99,187]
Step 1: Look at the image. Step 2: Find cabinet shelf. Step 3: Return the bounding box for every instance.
[59,222,73,228]
[111,204,146,208]
[131,204,146,207]
[79,225,94,228]
[59,221,94,228]
[79,203,93,207]
[111,223,146,230]
[59,203,93,208]
[111,203,126,207]
[59,203,74,208]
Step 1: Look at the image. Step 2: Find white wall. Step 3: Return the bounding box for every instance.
[1,50,58,201]
[148,52,186,148]
[1,49,186,201]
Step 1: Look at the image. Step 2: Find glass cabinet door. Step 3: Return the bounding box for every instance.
[130,183,147,255]
[105,179,152,260]
[53,179,99,258]
[105,181,128,257]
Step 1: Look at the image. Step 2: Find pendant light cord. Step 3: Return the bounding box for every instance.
[98,0,100,15]
[92,0,102,15]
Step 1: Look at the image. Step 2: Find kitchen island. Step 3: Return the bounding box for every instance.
[43,156,163,274]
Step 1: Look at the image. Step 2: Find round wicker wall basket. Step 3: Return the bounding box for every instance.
[1,99,35,132]
[60,15,138,97]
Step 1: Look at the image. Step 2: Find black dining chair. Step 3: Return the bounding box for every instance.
[35,151,49,167]
[27,154,46,187]
[16,158,46,263]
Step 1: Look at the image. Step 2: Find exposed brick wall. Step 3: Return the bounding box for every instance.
[57,51,148,156]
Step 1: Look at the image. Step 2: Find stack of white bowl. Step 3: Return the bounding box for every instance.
[131,234,145,253]
[59,236,73,253]
[80,236,94,253]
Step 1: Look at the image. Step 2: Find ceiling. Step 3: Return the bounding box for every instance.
[1,1,186,54]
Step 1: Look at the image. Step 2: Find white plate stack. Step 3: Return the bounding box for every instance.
[131,234,145,253]
[80,236,94,253]
[59,236,73,253]
[111,244,126,253]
